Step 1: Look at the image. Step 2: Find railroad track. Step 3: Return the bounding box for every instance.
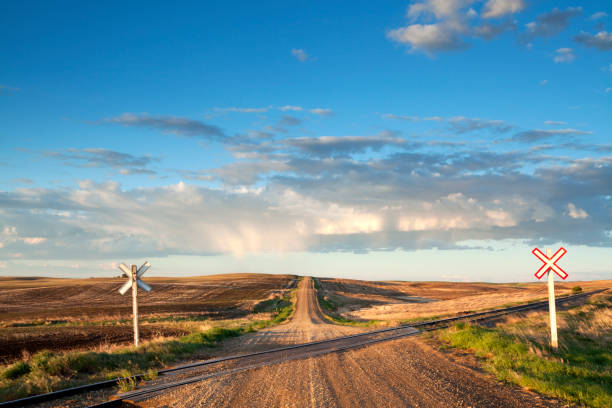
[0,289,604,408]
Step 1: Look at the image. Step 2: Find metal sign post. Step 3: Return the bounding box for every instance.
[532,247,568,350]
[118,261,152,348]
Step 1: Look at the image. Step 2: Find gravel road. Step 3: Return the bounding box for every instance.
[131,277,570,408]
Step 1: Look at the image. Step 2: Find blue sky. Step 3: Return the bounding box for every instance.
[1,1,611,281]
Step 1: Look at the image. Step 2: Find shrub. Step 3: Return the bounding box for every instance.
[572,286,582,294]
[1,361,30,379]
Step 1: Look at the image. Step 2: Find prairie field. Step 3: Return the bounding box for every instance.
[315,277,612,322]
[0,273,297,363]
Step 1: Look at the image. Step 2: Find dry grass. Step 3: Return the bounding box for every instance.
[501,293,612,355]
[315,277,611,322]
[434,292,612,408]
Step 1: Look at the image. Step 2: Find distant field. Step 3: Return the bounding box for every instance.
[0,273,297,362]
[316,277,612,322]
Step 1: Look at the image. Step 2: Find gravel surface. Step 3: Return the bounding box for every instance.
[128,277,571,408]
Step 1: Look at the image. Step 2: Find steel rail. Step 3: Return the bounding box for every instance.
[96,288,606,407]
[0,289,604,408]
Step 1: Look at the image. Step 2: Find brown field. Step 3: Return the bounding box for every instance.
[316,277,611,321]
[0,273,297,362]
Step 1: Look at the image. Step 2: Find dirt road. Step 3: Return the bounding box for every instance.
[229,277,363,350]
[134,277,568,408]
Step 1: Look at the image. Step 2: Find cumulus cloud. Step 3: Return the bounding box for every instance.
[291,48,309,62]
[387,23,469,53]
[574,31,612,51]
[566,203,588,219]
[522,7,582,42]
[386,1,529,53]
[554,47,575,64]
[103,113,226,140]
[23,237,47,245]
[387,0,475,53]
[1,147,610,259]
[482,0,526,19]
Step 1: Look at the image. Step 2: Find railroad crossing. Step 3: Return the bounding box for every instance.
[118,261,152,347]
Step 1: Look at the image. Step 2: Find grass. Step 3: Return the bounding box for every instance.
[0,290,296,403]
[312,278,381,327]
[433,292,612,408]
[253,297,292,314]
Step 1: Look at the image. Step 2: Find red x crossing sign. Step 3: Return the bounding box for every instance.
[532,247,568,280]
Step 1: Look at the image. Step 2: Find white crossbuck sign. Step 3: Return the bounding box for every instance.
[119,261,152,294]
[532,247,568,280]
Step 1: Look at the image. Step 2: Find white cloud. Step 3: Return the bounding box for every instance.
[3,226,17,236]
[398,193,520,231]
[590,12,608,21]
[389,0,522,53]
[2,132,611,259]
[387,23,468,53]
[23,237,47,245]
[544,120,567,125]
[407,0,471,20]
[291,48,309,62]
[310,108,333,116]
[482,0,526,19]
[540,79,549,86]
[554,47,575,64]
[279,105,304,111]
[566,203,588,219]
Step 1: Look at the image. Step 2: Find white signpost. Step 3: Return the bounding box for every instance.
[118,261,152,347]
[532,247,568,350]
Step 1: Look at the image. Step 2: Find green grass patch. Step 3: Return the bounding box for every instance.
[253,297,291,314]
[321,313,380,327]
[0,290,296,403]
[319,296,337,312]
[433,293,612,408]
[312,278,380,327]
